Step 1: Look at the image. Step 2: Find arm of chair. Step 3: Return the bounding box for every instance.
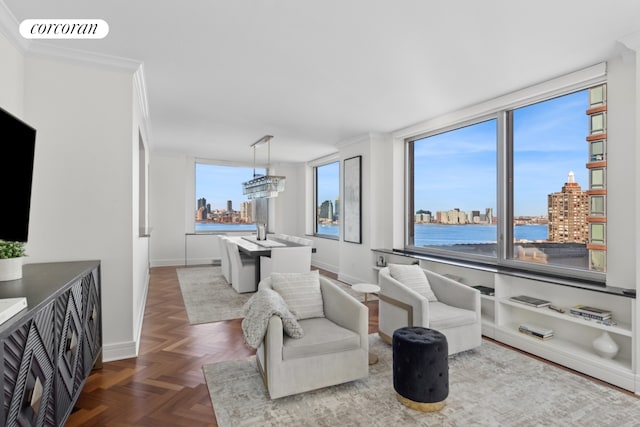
[320,278,368,348]
[260,315,284,386]
[378,269,430,327]
[424,270,480,313]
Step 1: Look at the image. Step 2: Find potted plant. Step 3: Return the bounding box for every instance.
[0,240,26,281]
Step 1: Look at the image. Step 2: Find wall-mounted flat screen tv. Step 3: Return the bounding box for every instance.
[0,107,36,242]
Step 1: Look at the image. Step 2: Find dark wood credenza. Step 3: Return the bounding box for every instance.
[0,261,102,427]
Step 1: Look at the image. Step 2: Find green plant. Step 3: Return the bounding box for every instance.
[0,241,26,259]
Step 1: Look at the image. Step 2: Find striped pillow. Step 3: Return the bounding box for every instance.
[271,270,325,320]
[388,264,438,302]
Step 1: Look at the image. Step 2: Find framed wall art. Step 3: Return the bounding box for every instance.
[343,155,362,244]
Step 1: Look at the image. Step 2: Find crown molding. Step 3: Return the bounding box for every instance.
[619,31,640,52]
[0,0,29,51]
[1,1,151,142]
[0,0,141,72]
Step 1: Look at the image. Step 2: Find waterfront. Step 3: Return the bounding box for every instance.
[195,222,257,232]
[415,223,547,246]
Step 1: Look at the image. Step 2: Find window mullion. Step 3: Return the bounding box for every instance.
[497,110,513,264]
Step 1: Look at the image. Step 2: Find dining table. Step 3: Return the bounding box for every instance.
[227,235,316,286]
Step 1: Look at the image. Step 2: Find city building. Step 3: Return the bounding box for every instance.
[547,171,589,243]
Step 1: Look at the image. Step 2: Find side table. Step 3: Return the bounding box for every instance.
[351,283,381,365]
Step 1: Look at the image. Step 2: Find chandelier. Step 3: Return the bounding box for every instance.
[242,135,286,199]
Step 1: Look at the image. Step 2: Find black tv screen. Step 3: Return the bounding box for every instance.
[0,107,36,242]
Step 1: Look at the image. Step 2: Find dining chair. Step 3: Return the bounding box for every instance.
[218,235,232,284]
[225,239,257,293]
[260,245,312,281]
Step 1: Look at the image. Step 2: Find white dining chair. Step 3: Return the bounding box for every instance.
[260,245,313,281]
[218,236,232,284]
[225,239,257,293]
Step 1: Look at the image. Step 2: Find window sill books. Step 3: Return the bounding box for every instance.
[518,323,554,340]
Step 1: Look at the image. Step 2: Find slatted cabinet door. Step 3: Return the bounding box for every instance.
[3,301,57,426]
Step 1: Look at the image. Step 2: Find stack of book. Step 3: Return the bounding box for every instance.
[509,295,551,308]
[471,285,494,296]
[569,305,612,322]
[518,323,554,340]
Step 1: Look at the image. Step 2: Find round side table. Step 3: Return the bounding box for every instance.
[351,283,381,365]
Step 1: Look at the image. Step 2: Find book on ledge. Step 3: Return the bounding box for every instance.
[518,323,554,340]
[0,297,27,325]
[471,285,495,296]
[569,305,612,321]
[509,295,551,308]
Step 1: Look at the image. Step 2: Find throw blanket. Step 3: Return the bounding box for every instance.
[241,288,304,349]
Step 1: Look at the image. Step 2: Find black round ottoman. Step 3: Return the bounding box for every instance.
[392,326,449,412]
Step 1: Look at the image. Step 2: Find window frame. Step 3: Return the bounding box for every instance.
[404,70,607,283]
[193,160,267,233]
[313,160,340,240]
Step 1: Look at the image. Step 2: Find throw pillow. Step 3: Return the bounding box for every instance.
[388,264,438,302]
[271,270,325,320]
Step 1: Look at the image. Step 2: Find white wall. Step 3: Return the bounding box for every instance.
[0,27,150,361]
[22,54,147,361]
[0,30,23,117]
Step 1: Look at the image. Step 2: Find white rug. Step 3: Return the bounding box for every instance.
[177,266,373,324]
[203,334,640,427]
[177,266,251,324]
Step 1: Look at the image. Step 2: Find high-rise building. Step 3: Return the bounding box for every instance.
[240,201,254,223]
[547,171,589,243]
[226,200,233,212]
[319,200,334,221]
[585,84,607,272]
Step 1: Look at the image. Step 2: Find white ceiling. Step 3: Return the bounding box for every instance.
[4,1,640,165]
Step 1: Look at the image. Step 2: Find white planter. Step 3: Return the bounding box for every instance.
[0,257,23,281]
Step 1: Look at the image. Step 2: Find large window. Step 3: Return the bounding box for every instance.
[195,163,265,232]
[408,82,607,281]
[409,119,497,256]
[315,161,340,238]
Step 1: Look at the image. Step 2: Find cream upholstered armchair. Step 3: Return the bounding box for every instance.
[378,264,481,355]
[256,271,369,399]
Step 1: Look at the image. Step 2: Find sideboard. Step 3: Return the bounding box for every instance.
[0,260,102,426]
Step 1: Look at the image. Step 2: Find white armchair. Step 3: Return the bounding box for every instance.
[260,246,313,281]
[256,273,369,399]
[378,265,481,355]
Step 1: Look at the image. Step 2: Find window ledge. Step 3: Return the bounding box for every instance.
[372,248,633,299]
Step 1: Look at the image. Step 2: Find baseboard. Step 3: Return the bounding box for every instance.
[103,340,138,362]
[150,258,215,267]
[337,272,368,285]
[310,260,338,274]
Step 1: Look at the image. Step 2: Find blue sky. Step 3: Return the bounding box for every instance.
[316,161,340,205]
[413,89,589,217]
[196,162,340,212]
[195,164,264,211]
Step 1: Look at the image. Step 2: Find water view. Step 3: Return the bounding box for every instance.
[415,224,547,246]
[195,223,257,232]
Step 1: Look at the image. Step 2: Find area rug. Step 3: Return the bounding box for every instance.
[203,334,640,426]
[177,266,251,324]
[178,266,374,324]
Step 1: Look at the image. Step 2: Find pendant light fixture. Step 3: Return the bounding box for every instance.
[242,135,286,199]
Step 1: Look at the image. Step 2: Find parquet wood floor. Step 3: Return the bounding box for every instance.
[67,265,634,426]
[66,266,379,426]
